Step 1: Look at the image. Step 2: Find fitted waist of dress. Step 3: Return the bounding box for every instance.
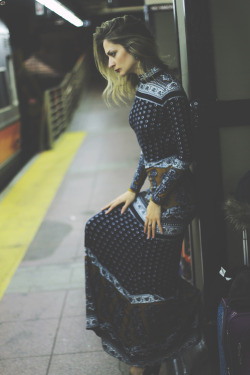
[146,166,172,190]
[143,155,189,171]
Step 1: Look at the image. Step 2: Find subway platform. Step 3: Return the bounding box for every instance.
[0,90,215,375]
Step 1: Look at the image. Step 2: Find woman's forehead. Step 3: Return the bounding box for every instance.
[103,40,120,54]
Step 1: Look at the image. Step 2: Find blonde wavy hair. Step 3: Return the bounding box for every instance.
[93,15,167,106]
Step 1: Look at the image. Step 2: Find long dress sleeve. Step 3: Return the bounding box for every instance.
[151,94,192,206]
[129,152,147,194]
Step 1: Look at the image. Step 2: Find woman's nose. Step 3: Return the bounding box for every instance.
[108,57,115,69]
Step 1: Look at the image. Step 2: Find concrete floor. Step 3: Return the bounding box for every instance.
[0,90,216,375]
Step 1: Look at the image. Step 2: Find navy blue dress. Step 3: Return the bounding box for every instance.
[85,67,201,367]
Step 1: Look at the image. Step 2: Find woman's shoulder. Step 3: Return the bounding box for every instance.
[136,71,185,105]
[156,70,185,98]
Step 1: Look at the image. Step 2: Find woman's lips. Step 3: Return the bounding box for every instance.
[115,69,120,73]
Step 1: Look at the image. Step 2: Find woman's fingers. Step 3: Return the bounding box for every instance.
[144,219,163,239]
[104,205,114,214]
[157,219,163,234]
[102,191,136,215]
[147,221,157,239]
[102,204,110,211]
[105,201,120,214]
[104,198,125,214]
[144,201,162,239]
[121,203,128,214]
[147,222,152,239]
[103,200,130,215]
[102,201,113,211]
[144,219,153,238]
[151,221,156,239]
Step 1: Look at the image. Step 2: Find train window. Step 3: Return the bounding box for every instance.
[0,69,11,109]
[7,57,18,106]
[145,4,180,79]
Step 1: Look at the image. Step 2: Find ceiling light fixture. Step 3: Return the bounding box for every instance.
[35,0,83,27]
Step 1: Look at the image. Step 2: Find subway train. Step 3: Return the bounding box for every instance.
[0,19,22,189]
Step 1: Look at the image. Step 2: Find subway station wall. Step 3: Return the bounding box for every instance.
[210,0,250,267]
[210,0,250,101]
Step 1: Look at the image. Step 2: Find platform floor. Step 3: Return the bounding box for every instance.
[0,90,216,375]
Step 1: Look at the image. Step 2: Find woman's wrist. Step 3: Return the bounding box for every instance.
[150,197,161,207]
[128,188,137,194]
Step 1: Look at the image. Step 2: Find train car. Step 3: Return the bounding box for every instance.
[0,19,21,190]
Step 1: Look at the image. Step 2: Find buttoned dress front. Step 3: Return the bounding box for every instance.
[84,67,201,367]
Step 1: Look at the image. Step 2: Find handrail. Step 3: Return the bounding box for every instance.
[42,54,89,149]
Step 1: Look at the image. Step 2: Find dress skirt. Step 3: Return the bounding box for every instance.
[85,172,201,367]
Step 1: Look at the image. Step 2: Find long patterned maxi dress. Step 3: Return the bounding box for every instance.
[85,67,201,367]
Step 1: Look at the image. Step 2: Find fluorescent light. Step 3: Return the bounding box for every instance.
[36,0,83,27]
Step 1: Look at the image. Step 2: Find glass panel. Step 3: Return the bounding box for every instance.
[0,70,11,109]
[145,3,180,78]
[7,57,18,105]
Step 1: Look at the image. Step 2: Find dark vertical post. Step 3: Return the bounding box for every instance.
[179,0,227,319]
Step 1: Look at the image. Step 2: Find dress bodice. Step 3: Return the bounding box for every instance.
[129,68,191,165]
[129,67,193,206]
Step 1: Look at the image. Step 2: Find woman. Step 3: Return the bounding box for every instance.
[85,15,201,375]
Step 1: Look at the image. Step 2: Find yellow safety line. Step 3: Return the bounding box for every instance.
[0,131,86,299]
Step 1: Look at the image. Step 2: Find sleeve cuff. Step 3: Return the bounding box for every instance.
[128,188,137,194]
[151,195,162,206]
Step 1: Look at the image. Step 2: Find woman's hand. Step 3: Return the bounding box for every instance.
[144,200,163,239]
[102,190,136,215]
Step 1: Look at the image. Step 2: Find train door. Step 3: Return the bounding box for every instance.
[144,0,199,287]
[0,19,22,189]
[172,0,250,368]
[174,0,250,316]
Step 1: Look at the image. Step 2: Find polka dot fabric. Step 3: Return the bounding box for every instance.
[85,204,183,298]
[129,69,193,206]
[85,203,201,366]
[84,67,201,367]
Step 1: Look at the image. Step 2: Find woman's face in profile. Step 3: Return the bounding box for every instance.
[103,39,139,76]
